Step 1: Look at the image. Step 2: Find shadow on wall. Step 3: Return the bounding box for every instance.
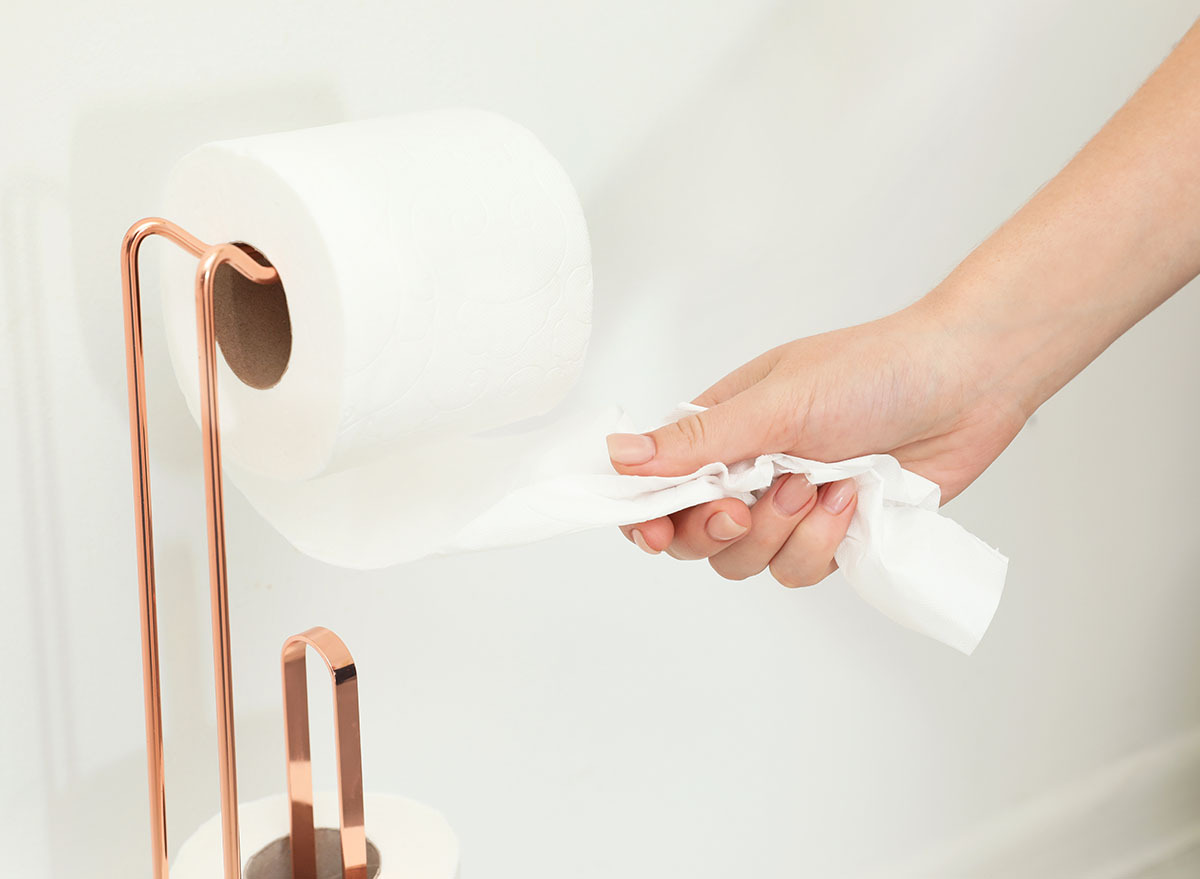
[572,2,862,409]
[574,2,1001,414]
[35,704,285,879]
[67,80,344,457]
[2,176,81,871]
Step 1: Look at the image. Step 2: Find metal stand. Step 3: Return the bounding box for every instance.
[121,219,277,879]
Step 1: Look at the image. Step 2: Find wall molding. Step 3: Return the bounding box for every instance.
[874,727,1200,879]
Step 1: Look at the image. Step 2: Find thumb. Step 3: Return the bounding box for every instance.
[607,386,787,476]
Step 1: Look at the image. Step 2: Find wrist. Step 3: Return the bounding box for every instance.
[908,274,1068,422]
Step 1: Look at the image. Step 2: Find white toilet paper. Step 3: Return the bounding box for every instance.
[163,109,592,481]
[451,405,1007,657]
[161,110,1007,655]
[171,792,458,879]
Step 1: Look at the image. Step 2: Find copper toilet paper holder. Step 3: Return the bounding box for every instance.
[121,218,368,879]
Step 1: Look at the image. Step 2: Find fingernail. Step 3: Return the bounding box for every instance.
[822,480,856,515]
[772,474,816,516]
[607,433,656,466]
[706,511,748,541]
[631,528,659,555]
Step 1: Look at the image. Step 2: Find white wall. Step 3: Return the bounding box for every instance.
[3,2,1199,877]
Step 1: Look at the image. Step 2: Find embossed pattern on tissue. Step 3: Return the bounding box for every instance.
[331,111,593,469]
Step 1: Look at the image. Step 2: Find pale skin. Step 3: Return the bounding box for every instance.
[608,19,1200,587]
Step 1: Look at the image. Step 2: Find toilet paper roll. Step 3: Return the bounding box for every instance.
[162,109,592,481]
[171,792,458,879]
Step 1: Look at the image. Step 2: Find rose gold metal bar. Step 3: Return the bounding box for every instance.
[281,627,367,879]
[121,218,279,879]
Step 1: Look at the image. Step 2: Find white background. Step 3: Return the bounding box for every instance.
[2,1,1199,877]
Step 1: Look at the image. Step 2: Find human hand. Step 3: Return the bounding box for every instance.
[608,299,1029,587]
[613,15,1200,586]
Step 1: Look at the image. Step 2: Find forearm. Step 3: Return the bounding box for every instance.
[923,18,1200,417]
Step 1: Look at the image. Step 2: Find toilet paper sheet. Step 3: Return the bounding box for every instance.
[232,403,1006,656]
[453,404,1007,656]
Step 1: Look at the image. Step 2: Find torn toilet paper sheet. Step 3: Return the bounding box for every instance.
[232,404,1006,655]
[454,404,1007,656]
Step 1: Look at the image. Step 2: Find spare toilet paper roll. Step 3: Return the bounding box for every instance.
[171,792,458,879]
[161,110,1006,654]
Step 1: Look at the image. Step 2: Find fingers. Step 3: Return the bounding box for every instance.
[708,474,819,580]
[662,498,751,560]
[619,516,675,554]
[619,499,753,559]
[767,479,858,588]
[619,476,857,592]
[606,383,790,478]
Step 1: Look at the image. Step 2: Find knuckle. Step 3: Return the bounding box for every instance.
[755,379,805,447]
[670,413,708,451]
[740,530,786,557]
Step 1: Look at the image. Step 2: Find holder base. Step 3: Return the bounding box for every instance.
[244,830,381,879]
[170,793,460,879]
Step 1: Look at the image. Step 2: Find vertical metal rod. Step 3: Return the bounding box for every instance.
[195,243,256,879]
[282,647,316,879]
[121,219,279,879]
[282,627,367,879]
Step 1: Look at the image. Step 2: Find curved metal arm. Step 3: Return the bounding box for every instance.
[121,218,280,879]
[281,627,367,879]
